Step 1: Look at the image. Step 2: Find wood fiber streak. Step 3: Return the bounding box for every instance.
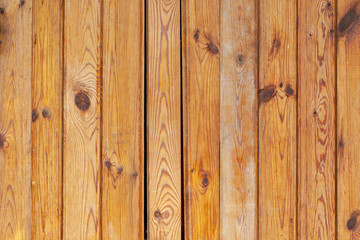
[182,0,220,239]
[337,1,360,239]
[258,0,297,239]
[298,0,336,239]
[31,0,63,239]
[147,0,182,239]
[63,0,101,239]
[102,0,144,239]
[0,0,32,239]
[220,0,258,239]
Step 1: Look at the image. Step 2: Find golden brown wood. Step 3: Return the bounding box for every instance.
[147,0,182,239]
[63,0,101,238]
[220,0,258,239]
[31,0,63,239]
[182,0,220,239]
[337,1,360,239]
[0,1,32,239]
[258,0,297,238]
[298,0,336,239]
[101,0,144,239]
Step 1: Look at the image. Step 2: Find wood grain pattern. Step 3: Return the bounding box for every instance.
[147,0,182,239]
[0,1,32,239]
[31,0,63,239]
[298,0,336,239]
[337,1,360,239]
[258,0,297,238]
[101,0,144,239]
[220,0,258,239]
[63,0,101,238]
[182,0,220,239]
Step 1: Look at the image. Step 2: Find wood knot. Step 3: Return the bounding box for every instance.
[202,175,209,187]
[154,210,161,219]
[0,8,5,14]
[19,0,25,7]
[0,135,6,148]
[32,109,39,122]
[285,84,295,96]
[104,160,112,170]
[193,29,200,41]
[338,6,357,37]
[236,54,245,66]
[117,166,123,175]
[42,108,51,118]
[259,85,276,104]
[132,172,138,177]
[208,41,219,55]
[339,139,344,148]
[269,35,281,56]
[347,216,357,231]
[75,92,90,111]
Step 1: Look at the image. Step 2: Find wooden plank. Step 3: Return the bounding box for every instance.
[337,1,360,239]
[63,0,101,238]
[182,0,220,239]
[147,0,182,239]
[0,1,32,239]
[258,0,297,238]
[31,0,63,239]
[101,0,144,239]
[220,0,257,239]
[298,0,336,239]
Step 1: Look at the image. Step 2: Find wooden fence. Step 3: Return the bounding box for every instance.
[0,0,359,239]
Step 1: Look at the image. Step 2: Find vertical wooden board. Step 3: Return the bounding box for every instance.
[258,0,297,238]
[147,0,182,239]
[298,0,336,239]
[63,0,101,239]
[220,0,257,239]
[337,0,360,239]
[182,0,220,239]
[31,0,63,239]
[0,1,32,239]
[102,0,144,239]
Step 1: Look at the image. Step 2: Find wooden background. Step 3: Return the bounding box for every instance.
[0,0,359,239]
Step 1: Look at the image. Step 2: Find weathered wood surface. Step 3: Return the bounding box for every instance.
[0,1,32,239]
[147,0,182,239]
[32,0,63,239]
[337,1,360,239]
[258,0,297,238]
[182,0,220,239]
[0,1,359,239]
[101,0,144,239]
[220,0,258,239]
[298,0,336,239]
[63,0,101,238]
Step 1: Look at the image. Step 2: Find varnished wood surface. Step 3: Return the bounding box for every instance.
[63,0,101,238]
[298,0,336,239]
[147,0,182,239]
[0,1,359,239]
[182,0,220,239]
[258,0,297,238]
[0,1,32,239]
[337,1,360,239]
[32,0,63,239]
[220,0,258,239]
[101,0,144,239]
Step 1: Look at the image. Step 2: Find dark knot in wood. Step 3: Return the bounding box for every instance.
[75,92,90,111]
